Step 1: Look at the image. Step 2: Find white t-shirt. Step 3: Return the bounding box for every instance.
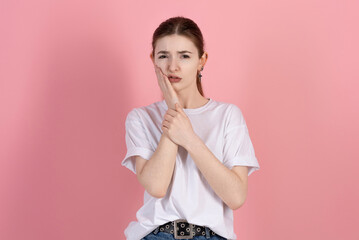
[121,98,260,240]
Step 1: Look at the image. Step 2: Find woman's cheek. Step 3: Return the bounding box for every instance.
[155,60,166,70]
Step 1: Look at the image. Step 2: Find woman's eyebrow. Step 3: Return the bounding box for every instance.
[157,50,193,55]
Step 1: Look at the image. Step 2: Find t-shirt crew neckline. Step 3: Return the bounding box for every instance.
[162,98,212,114]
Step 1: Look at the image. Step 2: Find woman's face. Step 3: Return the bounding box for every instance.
[152,34,204,92]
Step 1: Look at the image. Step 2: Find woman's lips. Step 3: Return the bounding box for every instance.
[168,77,182,82]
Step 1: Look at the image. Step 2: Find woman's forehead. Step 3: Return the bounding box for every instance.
[155,35,197,54]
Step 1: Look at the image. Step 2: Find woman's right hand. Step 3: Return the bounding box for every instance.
[154,65,179,110]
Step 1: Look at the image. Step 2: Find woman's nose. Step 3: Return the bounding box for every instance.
[168,58,179,71]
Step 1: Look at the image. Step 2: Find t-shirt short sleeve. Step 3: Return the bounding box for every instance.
[222,104,260,176]
[121,108,155,174]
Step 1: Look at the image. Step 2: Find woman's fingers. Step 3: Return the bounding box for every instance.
[157,66,170,86]
[162,119,170,129]
[154,65,179,109]
[164,111,176,122]
[157,67,179,104]
[155,66,167,92]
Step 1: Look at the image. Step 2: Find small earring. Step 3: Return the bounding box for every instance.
[198,67,203,81]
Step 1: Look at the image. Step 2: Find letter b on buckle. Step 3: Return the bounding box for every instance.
[173,219,194,239]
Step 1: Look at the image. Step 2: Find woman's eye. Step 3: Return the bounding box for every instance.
[158,55,189,59]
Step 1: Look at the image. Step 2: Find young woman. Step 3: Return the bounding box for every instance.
[122,16,260,240]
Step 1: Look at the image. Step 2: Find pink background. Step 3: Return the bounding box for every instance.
[1,0,358,240]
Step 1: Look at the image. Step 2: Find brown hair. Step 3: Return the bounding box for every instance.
[151,16,206,97]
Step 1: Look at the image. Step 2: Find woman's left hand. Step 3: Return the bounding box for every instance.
[162,103,197,147]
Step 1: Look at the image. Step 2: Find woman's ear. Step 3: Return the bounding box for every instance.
[199,52,208,70]
[150,52,155,64]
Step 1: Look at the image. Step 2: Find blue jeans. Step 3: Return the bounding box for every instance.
[141,229,227,240]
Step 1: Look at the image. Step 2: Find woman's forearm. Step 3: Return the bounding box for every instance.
[184,135,247,210]
[139,133,178,198]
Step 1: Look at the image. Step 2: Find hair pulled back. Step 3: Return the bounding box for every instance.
[151,16,206,96]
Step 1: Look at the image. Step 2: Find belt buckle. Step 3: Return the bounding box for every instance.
[173,219,194,239]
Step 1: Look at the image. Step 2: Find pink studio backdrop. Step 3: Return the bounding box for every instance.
[0,0,358,240]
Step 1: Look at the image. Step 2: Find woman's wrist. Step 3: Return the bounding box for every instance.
[161,132,179,147]
[183,133,202,152]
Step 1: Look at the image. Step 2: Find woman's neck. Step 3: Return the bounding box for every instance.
[176,94,209,109]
